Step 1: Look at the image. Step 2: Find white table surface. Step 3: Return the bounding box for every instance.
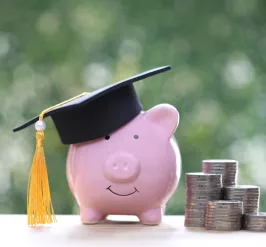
[1,215,265,247]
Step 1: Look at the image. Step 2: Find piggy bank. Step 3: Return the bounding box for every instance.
[66,103,181,225]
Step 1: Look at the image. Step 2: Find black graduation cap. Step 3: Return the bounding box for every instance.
[13,65,171,144]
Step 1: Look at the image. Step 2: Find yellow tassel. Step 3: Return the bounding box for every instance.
[26,92,88,227]
[27,131,56,226]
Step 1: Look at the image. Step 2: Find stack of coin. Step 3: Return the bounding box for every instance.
[185,172,222,227]
[243,212,266,231]
[205,200,243,231]
[202,159,238,186]
[223,185,260,213]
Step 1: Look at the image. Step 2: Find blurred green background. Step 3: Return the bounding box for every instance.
[0,0,265,215]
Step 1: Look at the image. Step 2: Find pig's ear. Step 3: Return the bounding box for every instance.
[145,104,179,138]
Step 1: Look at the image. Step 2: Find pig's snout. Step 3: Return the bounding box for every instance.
[104,151,140,183]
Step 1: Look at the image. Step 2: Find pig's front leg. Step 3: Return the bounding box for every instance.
[80,207,105,224]
[138,207,163,225]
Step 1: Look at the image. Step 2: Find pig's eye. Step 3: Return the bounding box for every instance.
[105,135,110,140]
[133,135,139,139]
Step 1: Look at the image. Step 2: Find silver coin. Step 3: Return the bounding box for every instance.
[225,190,260,193]
[205,215,242,220]
[203,171,237,175]
[206,212,242,216]
[203,167,237,170]
[245,212,266,217]
[206,204,243,208]
[186,177,222,180]
[204,172,236,176]
[185,222,205,228]
[205,223,242,229]
[186,190,222,195]
[225,197,260,201]
[206,209,242,215]
[186,208,206,212]
[206,209,242,213]
[185,215,205,220]
[187,184,222,187]
[223,178,237,182]
[206,202,243,206]
[202,160,238,186]
[185,200,208,205]
[206,203,242,207]
[224,185,259,189]
[205,222,242,227]
[243,212,266,231]
[207,200,242,205]
[186,181,222,185]
[185,208,205,213]
[186,196,221,201]
[206,226,241,231]
[244,222,266,226]
[186,184,222,188]
[185,217,205,221]
[185,215,205,219]
[186,173,222,180]
[228,200,259,205]
[184,218,205,227]
[184,217,205,223]
[206,210,242,214]
[186,206,206,211]
[243,204,260,208]
[185,211,205,216]
[206,211,242,216]
[206,211,242,215]
[224,185,260,193]
[205,218,242,223]
[203,164,238,167]
[207,209,243,213]
[225,192,260,195]
[205,224,241,231]
[186,180,222,184]
[186,198,216,203]
[186,191,222,195]
[224,194,260,197]
[187,179,223,182]
[186,177,222,181]
[186,194,221,199]
[186,187,222,191]
[205,220,242,225]
[206,218,242,223]
[243,210,258,214]
[205,220,242,226]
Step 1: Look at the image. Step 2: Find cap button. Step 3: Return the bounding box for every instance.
[35,120,46,131]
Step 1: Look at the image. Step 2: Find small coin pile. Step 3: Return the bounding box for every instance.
[184,159,265,232]
[223,185,260,214]
[205,200,243,231]
[184,173,222,227]
[243,213,266,231]
[202,159,238,186]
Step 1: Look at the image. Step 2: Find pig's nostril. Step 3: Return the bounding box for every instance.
[113,163,117,169]
[123,162,128,170]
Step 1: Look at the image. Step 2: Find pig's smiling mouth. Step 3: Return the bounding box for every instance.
[106,185,139,196]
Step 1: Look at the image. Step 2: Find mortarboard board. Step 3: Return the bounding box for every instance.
[13,65,171,227]
[13,65,171,144]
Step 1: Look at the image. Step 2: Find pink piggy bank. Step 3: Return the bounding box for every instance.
[66,103,181,225]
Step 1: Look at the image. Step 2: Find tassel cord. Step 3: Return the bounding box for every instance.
[27,92,88,227]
